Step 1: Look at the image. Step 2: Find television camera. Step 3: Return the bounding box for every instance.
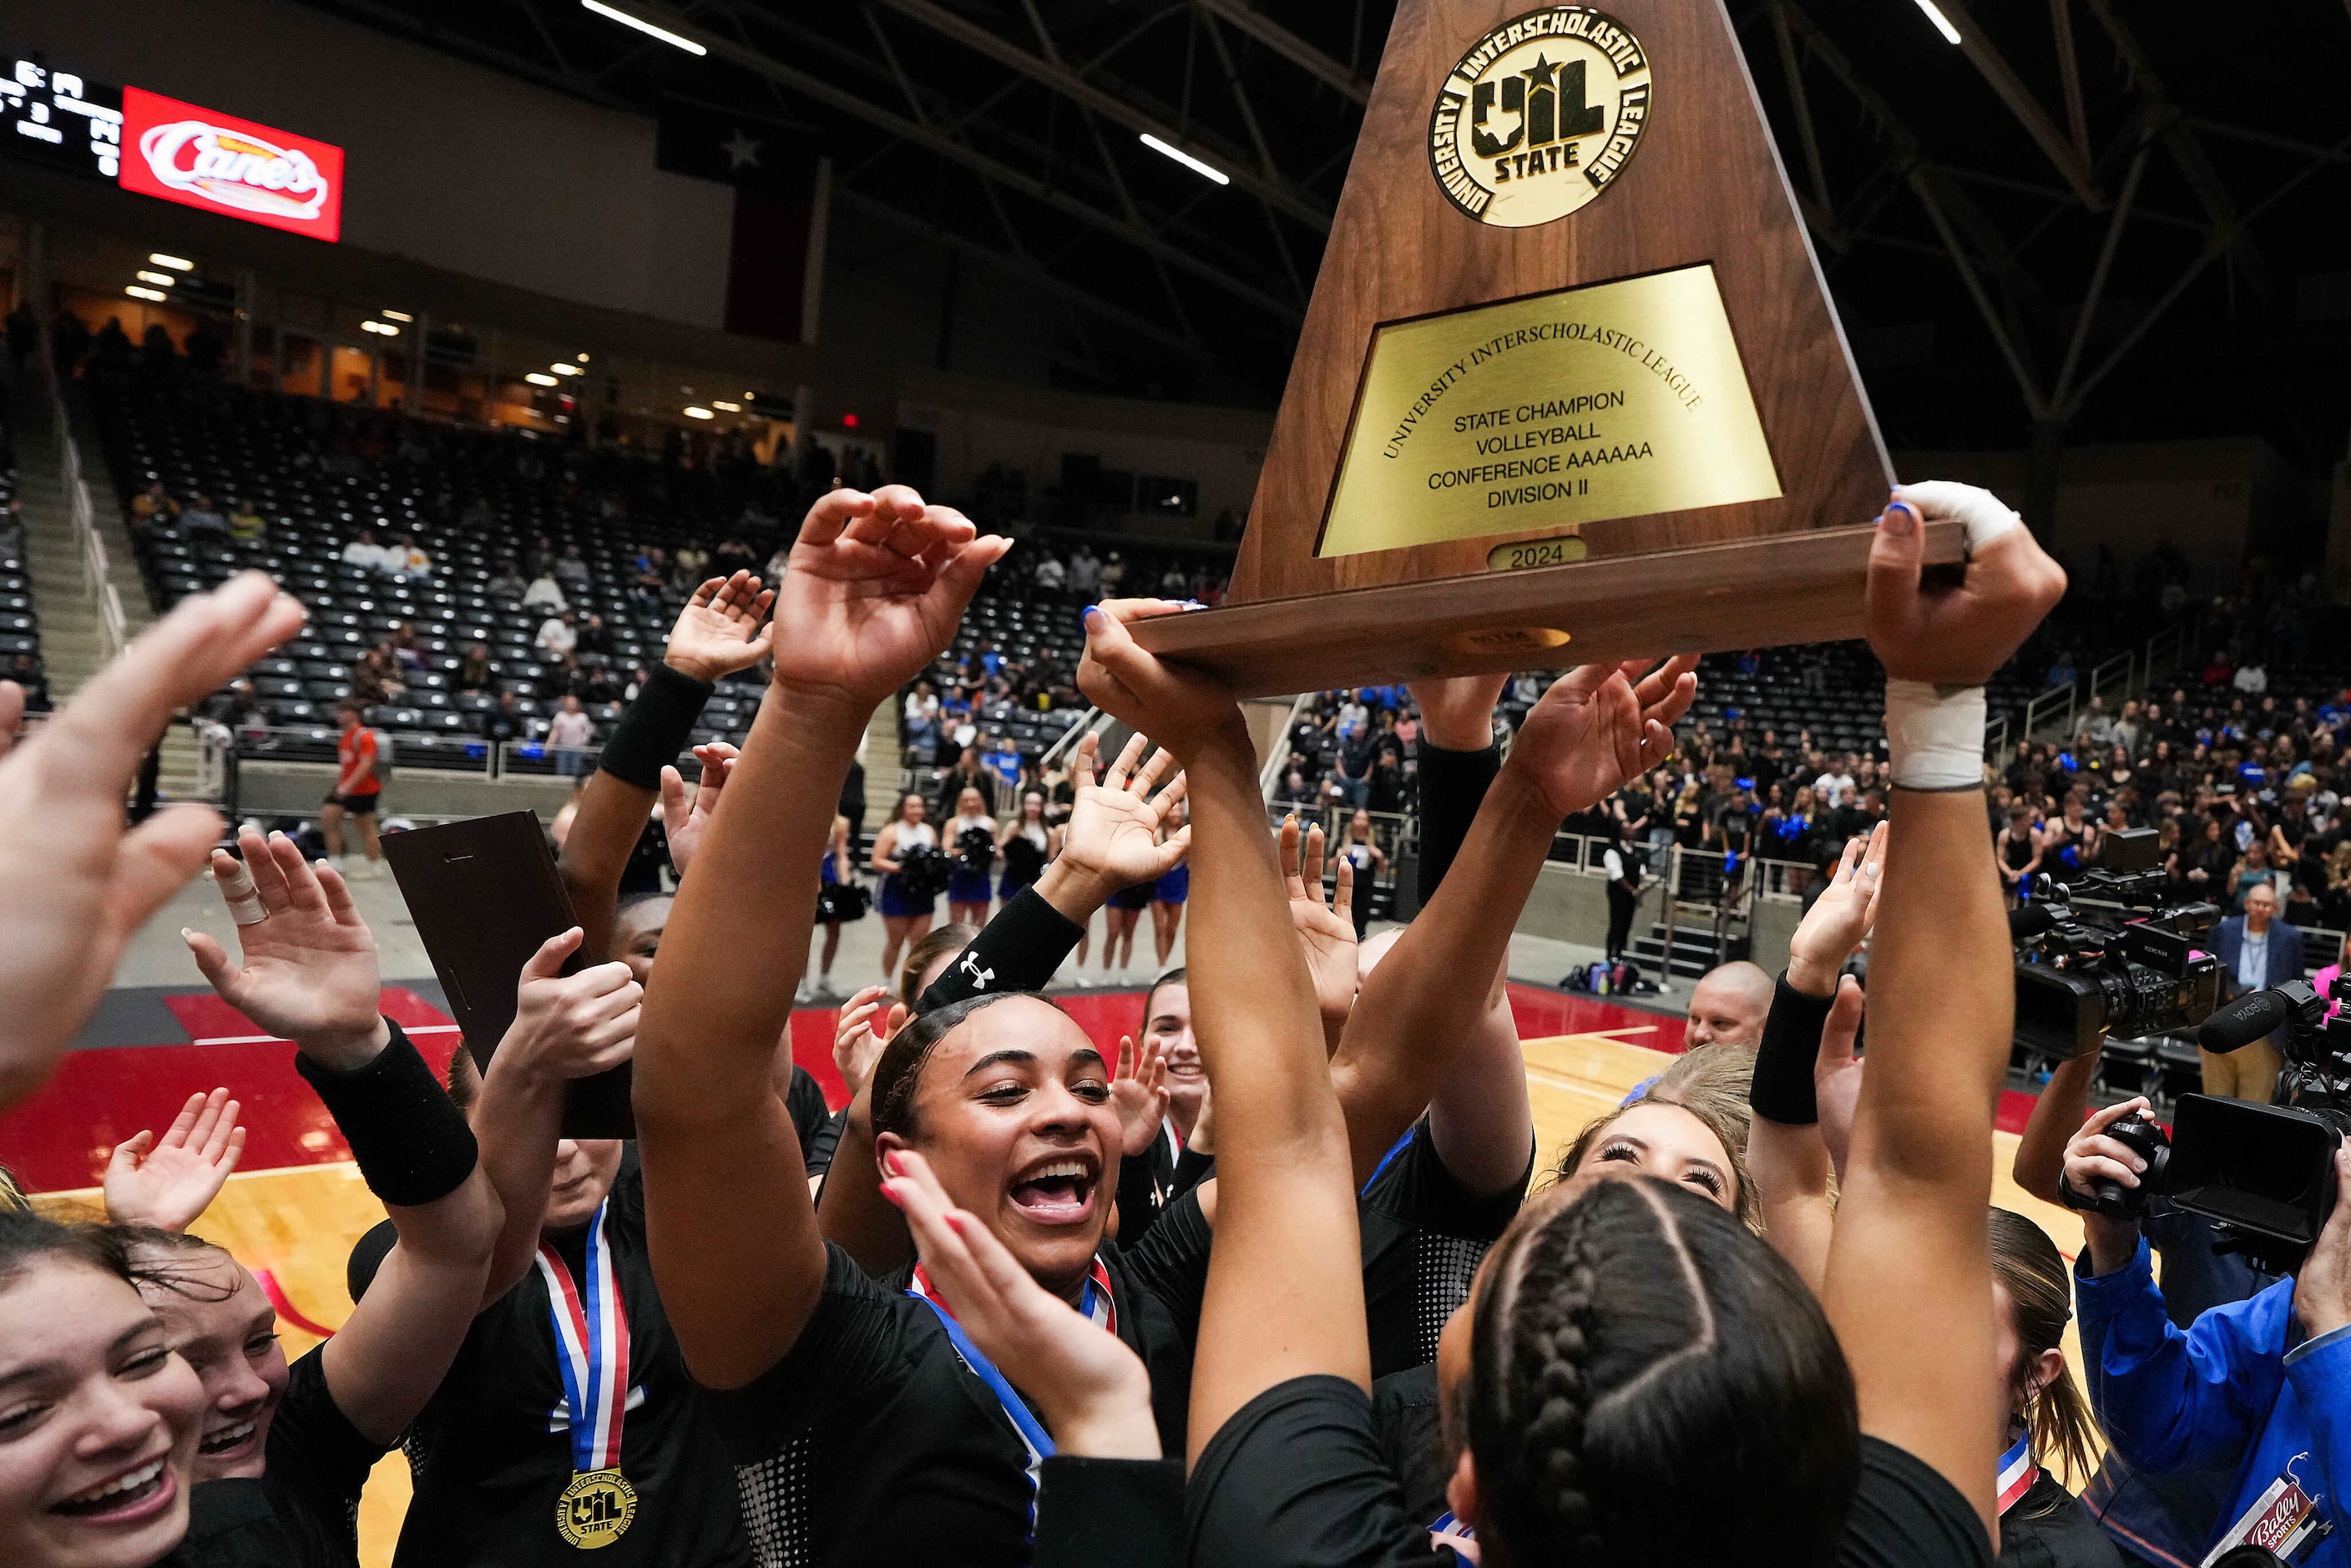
[2012,827,2222,1061]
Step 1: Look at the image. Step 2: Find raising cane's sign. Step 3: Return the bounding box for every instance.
[118,85,343,242]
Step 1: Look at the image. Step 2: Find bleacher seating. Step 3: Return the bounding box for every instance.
[0,433,42,712]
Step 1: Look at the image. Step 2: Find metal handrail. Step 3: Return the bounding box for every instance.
[2024,678,2079,742]
[2088,649,2134,711]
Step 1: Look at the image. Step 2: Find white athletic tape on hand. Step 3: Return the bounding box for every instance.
[1892,481,2021,553]
[216,862,270,926]
[1884,678,1988,792]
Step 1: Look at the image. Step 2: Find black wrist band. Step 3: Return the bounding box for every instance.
[1416,740,1502,907]
[1749,973,1835,1125]
[296,1022,480,1206]
[915,886,1084,1014]
[597,662,714,788]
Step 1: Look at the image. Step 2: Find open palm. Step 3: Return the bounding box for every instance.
[770,487,1008,711]
[1279,817,1358,1023]
[185,830,382,1055]
[1511,656,1699,818]
[1061,731,1189,888]
[665,573,776,682]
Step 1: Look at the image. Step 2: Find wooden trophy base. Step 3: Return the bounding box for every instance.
[1132,518,1961,698]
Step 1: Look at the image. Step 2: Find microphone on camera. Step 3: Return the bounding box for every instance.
[2197,987,2302,1053]
[2009,903,2060,941]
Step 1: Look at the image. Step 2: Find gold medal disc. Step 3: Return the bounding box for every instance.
[555,1469,637,1549]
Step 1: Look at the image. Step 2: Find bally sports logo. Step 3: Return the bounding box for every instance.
[119,85,343,241]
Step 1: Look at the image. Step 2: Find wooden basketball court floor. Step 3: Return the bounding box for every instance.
[13,984,2083,1565]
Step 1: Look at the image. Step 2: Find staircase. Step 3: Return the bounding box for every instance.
[861,699,903,849]
[7,372,202,797]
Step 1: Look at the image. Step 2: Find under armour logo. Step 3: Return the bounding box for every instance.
[959,951,995,989]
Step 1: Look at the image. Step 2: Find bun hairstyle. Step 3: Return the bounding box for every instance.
[1990,1207,2101,1492]
[1469,1178,1857,1565]
[870,989,1056,1143]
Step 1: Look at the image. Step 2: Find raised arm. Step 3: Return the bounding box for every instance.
[185,828,502,1444]
[1821,484,2066,1538]
[1078,599,1365,1463]
[2010,1047,2101,1206]
[556,574,772,960]
[0,572,305,1110]
[633,487,1005,1389]
[468,928,643,1302]
[1331,658,1695,1186]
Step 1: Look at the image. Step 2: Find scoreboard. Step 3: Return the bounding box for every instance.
[2,50,341,244]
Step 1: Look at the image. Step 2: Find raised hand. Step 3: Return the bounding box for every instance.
[1279,817,1358,1029]
[1867,484,2067,685]
[1813,977,1866,1182]
[104,1087,245,1231]
[770,487,1009,715]
[666,572,776,683]
[1059,731,1190,892]
[833,986,903,1101]
[1077,599,1245,759]
[0,571,306,1110]
[495,928,641,1085]
[2063,1095,2156,1273]
[880,1147,1158,1458]
[1787,823,1887,994]
[1110,1034,1170,1157]
[661,741,740,878]
[184,827,387,1070]
[1506,656,1699,820]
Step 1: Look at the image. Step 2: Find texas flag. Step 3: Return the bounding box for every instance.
[656,102,829,344]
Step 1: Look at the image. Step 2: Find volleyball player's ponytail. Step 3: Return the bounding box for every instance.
[1468,1178,1858,1565]
[1990,1207,2102,1494]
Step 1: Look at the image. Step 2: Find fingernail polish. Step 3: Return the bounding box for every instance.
[1882,502,1918,536]
[883,1151,903,1176]
[1081,605,1103,631]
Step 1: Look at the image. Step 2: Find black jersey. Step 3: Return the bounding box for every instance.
[162,1349,383,1568]
[785,1065,835,1177]
[1358,1117,1534,1378]
[1998,1471,2126,1568]
[349,1153,752,1568]
[702,1211,1210,1568]
[1188,1375,1993,1568]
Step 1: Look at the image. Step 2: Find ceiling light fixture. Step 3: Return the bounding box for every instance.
[148,252,194,271]
[362,321,400,336]
[550,362,581,376]
[683,406,715,420]
[579,0,707,55]
[381,309,414,322]
[525,372,559,387]
[1912,0,1963,43]
[136,270,176,286]
[711,400,741,412]
[125,285,167,302]
[1139,133,1231,186]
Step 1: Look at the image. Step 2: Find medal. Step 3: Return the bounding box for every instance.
[555,1469,639,1550]
[1996,1429,2037,1518]
[539,1200,634,1548]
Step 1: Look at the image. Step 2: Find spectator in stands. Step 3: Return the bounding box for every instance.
[392,532,432,581]
[2234,657,2269,695]
[523,565,567,612]
[3,300,34,367]
[387,622,424,671]
[129,478,179,532]
[983,731,1022,793]
[174,492,228,544]
[48,305,88,377]
[225,498,265,543]
[1683,959,1772,1050]
[349,645,392,706]
[340,527,389,572]
[1033,552,1065,594]
[1813,751,1857,809]
[1098,549,1126,594]
[902,679,940,761]
[536,609,579,657]
[1068,541,1100,596]
[578,613,611,655]
[474,689,525,744]
[935,745,993,823]
[488,560,527,600]
[455,644,493,691]
[547,694,595,779]
[554,544,592,596]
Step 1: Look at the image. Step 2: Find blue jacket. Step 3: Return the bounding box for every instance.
[2078,1238,2351,1568]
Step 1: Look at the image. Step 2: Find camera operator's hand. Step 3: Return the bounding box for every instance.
[185,827,389,1071]
[1866,484,2067,685]
[2065,1096,2153,1273]
[1788,825,1886,995]
[2293,1145,2351,1339]
[665,572,774,684]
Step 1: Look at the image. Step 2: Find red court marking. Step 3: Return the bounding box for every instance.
[255,1268,341,1338]
[1508,986,1686,1053]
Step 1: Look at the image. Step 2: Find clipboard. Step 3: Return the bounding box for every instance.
[383,811,633,1138]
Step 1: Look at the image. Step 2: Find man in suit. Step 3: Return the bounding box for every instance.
[2207,879,2301,1101]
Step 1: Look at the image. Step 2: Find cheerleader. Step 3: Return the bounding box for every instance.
[1332,807,1386,941]
[997,789,1056,906]
[946,787,999,927]
[1147,797,1189,969]
[1101,869,1152,986]
[872,792,940,982]
[807,813,859,1002]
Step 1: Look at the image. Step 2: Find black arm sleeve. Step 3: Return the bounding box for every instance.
[913,885,1084,1013]
[1414,741,1503,908]
[1750,973,1837,1126]
[1034,1457,1185,1568]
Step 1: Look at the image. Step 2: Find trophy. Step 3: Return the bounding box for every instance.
[1132,0,1961,695]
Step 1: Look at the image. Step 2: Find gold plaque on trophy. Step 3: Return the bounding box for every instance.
[1317,265,1782,559]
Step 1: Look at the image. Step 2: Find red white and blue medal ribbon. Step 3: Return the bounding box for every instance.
[538,1199,630,1475]
[908,1257,1116,1483]
[1996,1429,2038,1517]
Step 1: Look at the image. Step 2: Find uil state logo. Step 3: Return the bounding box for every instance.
[1428,7,1653,228]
